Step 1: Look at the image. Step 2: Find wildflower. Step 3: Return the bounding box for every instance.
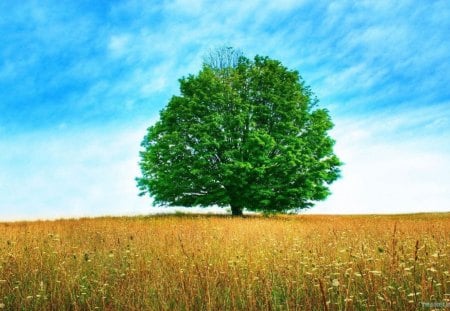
[332,279,340,287]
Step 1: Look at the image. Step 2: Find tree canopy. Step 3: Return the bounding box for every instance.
[137,52,342,215]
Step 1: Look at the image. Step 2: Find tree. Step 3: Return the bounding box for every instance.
[203,46,243,71]
[137,51,342,216]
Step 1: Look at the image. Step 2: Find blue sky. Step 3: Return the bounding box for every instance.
[1,0,449,220]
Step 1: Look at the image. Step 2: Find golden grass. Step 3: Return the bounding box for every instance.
[0,213,449,310]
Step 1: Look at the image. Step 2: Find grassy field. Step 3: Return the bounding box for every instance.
[0,213,448,310]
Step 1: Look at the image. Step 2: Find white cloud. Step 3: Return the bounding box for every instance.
[165,0,204,16]
[0,124,153,221]
[312,106,450,214]
[313,142,450,214]
[108,34,132,57]
[319,63,388,99]
[141,76,167,95]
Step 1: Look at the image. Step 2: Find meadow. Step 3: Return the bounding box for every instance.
[0,213,448,310]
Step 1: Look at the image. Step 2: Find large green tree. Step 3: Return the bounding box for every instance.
[137,53,341,215]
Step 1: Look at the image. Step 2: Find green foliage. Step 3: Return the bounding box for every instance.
[137,52,342,215]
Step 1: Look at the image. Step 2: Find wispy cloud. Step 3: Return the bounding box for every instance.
[1,0,449,219]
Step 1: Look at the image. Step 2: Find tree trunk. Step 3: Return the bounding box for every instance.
[230,204,243,216]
